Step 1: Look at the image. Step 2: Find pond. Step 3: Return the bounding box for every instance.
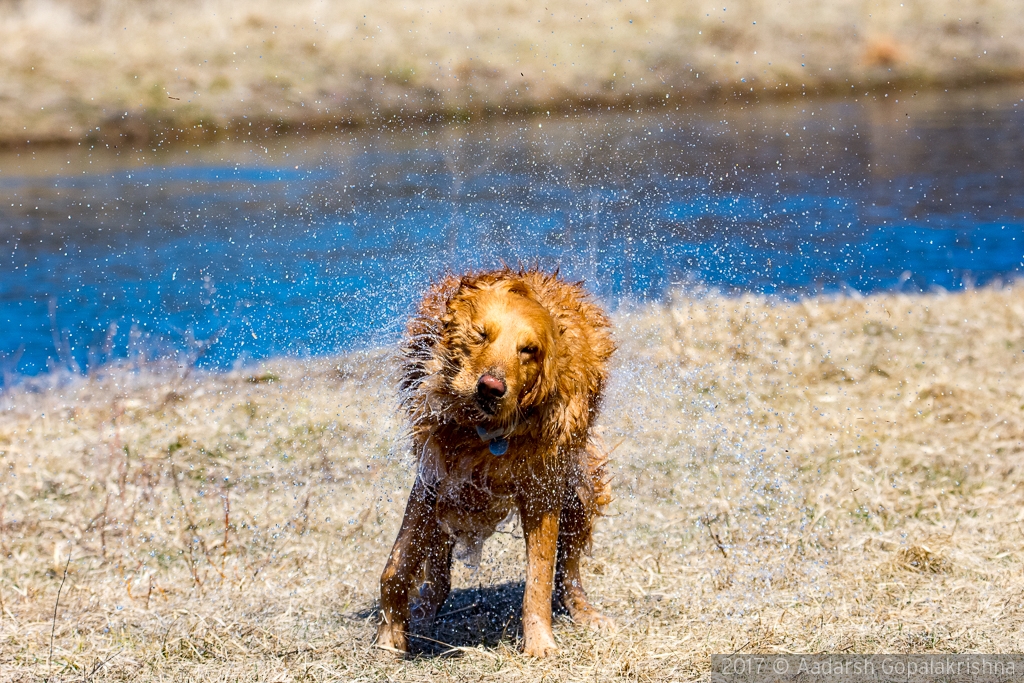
[1,86,1022,380]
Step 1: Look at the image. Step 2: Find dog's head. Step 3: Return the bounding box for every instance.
[441,278,557,426]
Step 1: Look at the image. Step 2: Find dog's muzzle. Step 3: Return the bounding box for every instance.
[475,373,506,414]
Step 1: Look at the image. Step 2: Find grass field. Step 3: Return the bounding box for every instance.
[2,0,1023,146]
[1,284,1023,680]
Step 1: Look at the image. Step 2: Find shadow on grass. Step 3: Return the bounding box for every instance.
[361,581,535,657]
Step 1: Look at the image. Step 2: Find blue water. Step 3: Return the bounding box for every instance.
[2,88,1023,380]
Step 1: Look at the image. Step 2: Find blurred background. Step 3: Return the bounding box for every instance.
[1,0,1022,380]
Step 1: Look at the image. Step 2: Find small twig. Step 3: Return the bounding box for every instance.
[222,486,231,552]
[711,530,728,557]
[374,643,406,655]
[274,638,349,658]
[294,488,312,535]
[0,499,9,557]
[701,516,729,558]
[169,463,225,579]
[99,492,110,562]
[340,506,373,540]
[436,603,478,619]
[405,632,498,659]
[440,644,499,659]
[500,612,515,642]
[170,464,203,550]
[729,638,751,655]
[186,541,205,590]
[48,545,72,680]
[124,560,143,601]
[84,648,122,682]
[160,615,180,657]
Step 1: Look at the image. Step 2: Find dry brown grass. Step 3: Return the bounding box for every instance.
[1,284,1024,681]
[2,0,1023,146]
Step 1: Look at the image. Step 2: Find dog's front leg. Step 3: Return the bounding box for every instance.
[377,476,436,652]
[519,490,562,657]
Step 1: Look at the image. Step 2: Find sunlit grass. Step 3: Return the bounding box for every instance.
[1,284,1022,679]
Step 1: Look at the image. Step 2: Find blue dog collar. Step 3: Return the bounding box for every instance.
[476,424,511,456]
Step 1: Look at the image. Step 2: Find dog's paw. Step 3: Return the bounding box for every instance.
[561,589,615,631]
[375,620,408,653]
[523,631,558,658]
[572,608,615,631]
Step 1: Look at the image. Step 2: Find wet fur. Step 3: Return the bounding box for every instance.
[377,267,615,657]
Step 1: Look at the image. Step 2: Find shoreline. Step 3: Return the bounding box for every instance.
[2,0,1023,148]
[3,281,1020,393]
[6,76,1024,152]
[5,75,1024,151]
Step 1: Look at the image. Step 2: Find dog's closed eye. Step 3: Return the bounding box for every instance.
[519,345,539,361]
[473,326,489,343]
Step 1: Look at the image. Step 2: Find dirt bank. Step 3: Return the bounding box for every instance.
[2,0,1022,147]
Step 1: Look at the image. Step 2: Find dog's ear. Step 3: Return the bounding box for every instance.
[506,279,533,300]
[521,320,558,409]
[439,279,482,338]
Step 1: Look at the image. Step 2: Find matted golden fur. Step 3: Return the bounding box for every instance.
[377,267,615,657]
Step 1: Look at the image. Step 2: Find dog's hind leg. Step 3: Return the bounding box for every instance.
[378,476,437,652]
[555,488,614,630]
[412,531,453,623]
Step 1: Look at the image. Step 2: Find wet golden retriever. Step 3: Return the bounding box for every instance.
[377,267,615,657]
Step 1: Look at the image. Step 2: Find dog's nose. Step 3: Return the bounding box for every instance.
[477,374,506,399]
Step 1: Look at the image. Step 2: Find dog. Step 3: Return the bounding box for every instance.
[376,267,615,657]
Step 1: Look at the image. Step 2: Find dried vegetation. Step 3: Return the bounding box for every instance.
[1,284,1023,681]
[2,0,1023,145]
